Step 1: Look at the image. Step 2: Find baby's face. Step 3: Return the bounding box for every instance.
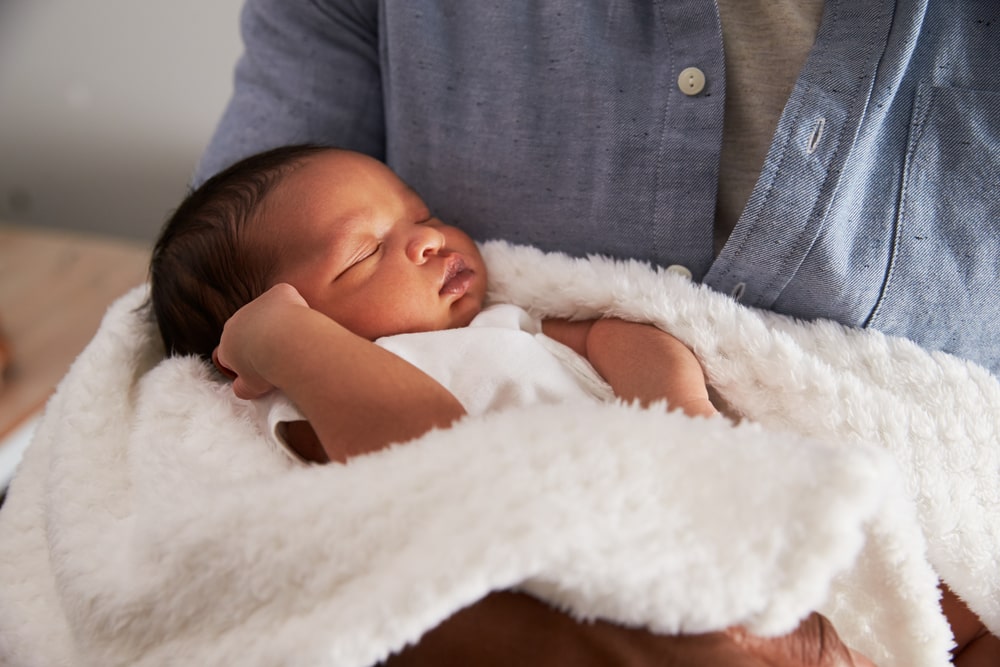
[266,149,487,340]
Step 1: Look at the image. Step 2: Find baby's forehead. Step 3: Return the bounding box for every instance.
[284,149,407,192]
[254,151,426,254]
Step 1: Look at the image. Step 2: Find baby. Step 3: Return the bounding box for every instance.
[149,145,997,663]
[149,145,717,464]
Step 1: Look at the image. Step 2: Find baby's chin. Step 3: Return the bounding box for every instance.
[373,303,484,339]
[451,296,486,329]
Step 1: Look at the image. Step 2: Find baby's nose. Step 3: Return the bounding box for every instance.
[406,225,445,262]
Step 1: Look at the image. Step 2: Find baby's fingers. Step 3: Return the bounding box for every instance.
[213,347,273,399]
[231,376,274,401]
[265,282,310,308]
[212,348,238,380]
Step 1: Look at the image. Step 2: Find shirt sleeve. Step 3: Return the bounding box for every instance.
[254,391,309,465]
[193,0,385,185]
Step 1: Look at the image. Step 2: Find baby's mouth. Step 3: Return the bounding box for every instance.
[440,254,474,295]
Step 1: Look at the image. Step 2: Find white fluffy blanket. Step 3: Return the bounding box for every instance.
[1,241,997,667]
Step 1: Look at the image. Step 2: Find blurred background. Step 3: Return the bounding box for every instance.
[0,0,245,241]
[0,0,245,493]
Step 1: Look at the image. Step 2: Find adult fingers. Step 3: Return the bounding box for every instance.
[727,613,874,667]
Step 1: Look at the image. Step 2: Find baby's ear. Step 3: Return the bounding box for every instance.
[211,348,237,380]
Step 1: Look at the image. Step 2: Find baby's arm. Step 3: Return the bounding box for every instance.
[542,318,717,417]
[214,284,467,462]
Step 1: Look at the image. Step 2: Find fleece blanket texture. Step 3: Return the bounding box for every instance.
[0,241,997,667]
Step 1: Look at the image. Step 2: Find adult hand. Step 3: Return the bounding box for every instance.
[726,613,875,667]
[382,592,873,667]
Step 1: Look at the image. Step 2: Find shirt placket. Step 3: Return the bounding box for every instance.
[704,0,897,308]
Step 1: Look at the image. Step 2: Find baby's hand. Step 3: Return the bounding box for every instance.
[213,283,310,400]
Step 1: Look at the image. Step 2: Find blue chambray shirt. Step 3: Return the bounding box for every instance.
[196,0,1000,375]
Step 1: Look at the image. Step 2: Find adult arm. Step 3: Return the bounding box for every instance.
[381,592,872,667]
[214,284,466,462]
[194,0,384,184]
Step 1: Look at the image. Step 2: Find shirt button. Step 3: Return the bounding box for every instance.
[678,67,706,96]
[666,264,693,280]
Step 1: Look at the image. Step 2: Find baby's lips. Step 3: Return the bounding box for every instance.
[440,253,467,286]
[440,255,476,296]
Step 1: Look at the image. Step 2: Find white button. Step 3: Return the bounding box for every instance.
[666,264,693,280]
[678,67,706,96]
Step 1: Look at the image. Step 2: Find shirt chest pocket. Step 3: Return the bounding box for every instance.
[866,84,1000,372]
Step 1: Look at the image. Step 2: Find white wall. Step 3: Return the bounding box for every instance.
[0,0,245,241]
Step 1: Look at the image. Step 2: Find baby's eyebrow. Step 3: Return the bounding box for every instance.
[334,207,375,231]
[309,211,366,275]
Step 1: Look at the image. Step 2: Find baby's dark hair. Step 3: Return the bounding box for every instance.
[149,144,329,359]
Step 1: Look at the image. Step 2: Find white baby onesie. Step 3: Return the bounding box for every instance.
[260,304,614,461]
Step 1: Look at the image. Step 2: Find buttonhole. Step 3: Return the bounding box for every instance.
[731,282,746,300]
[806,118,826,155]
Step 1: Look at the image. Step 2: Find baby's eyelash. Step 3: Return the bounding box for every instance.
[335,243,382,280]
[352,243,380,266]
